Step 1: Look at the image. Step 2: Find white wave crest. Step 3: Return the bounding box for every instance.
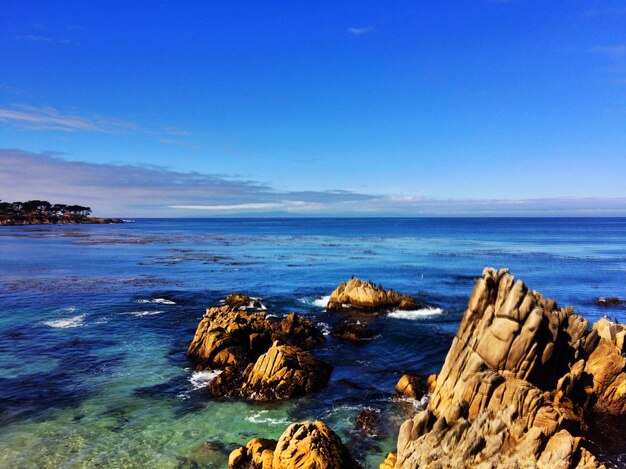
[189,370,222,390]
[317,322,331,336]
[44,314,86,328]
[388,307,443,320]
[126,310,165,317]
[312,295,331,308]
[136,298,176,305]
[245,410,291,426]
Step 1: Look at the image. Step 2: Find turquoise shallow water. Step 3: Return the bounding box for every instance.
[1,218,625,468]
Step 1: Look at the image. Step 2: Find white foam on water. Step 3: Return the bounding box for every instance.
[312,295,331,308]
[317,322,331,336]
[189,370,222,390]
[43,314,86,328]
[126,311,166,317]
[136,298,176,305]
[388,307,443,320]
[245,410,291,426]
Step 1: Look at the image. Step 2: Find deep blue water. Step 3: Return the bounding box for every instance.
[0,218,625,468]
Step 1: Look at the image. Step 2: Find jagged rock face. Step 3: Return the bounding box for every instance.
[187,300,328,400]
[327,278,422,311]
[186,305,272,369]
[392,268,625,469]
[330,320,376,341]
[240,343,332,400]
[229,421,359,469]
[272,312,325,349]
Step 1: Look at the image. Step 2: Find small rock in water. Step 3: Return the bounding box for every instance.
[595,296,625,307]
[330,320,376,342]
[229,421,359,469]
[355,409,384,439]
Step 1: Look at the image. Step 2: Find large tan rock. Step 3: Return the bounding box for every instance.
[240,343,332,400]
[391,268,622,468]
[327,278,422,311]
[229,421,359,469]
[186,297,327,400]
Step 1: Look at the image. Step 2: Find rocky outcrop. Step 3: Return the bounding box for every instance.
[187,299,328,400]
[390,268,626,468]
[240,342,332,400]
[327,278,422,311]
[229,421,360,469]
[394,374,435,399]
[331,320,376,341]
[224,293,264,309]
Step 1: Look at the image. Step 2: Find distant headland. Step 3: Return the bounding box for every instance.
[0,200,123,226]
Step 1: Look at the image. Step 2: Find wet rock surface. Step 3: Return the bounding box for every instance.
[229,421,360,469]
[330,320,376,342]
[594,297,625,307]
[390,268,626,469]
[327,278,423,311]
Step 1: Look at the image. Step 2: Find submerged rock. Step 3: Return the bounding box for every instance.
[330,320,376,341]
[327,278,422,311]
[355,409,384,438]
[389,267,626,468]
[594,297,625,307]
[229,421,359,469]
[187,299,328,400]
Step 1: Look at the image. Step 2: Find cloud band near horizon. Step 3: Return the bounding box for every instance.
[1,148,626,217]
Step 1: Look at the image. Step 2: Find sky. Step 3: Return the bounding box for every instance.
[1,0,625,217]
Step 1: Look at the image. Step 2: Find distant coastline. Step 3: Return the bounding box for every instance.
[0,199,123,226]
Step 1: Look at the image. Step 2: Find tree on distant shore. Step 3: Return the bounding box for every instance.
[0,199,92,218]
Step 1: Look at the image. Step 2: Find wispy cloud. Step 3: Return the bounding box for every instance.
[0,104,200,148]
[0,149,378,217]
[159,137,202,151]
[347,27,374,36]
[1,149,625,217]
[588,45,626,56]
[14,34,71,44]
[0,104,136,132]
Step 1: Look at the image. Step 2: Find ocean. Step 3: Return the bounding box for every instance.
[1,218,625,468]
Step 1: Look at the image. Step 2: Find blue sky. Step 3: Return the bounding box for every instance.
[1,0,625,216]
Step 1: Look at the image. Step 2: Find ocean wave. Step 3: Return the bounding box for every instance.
[317,322,331,336]
[126,310,166,317]
[388,307,443,320]
[43,314,86,328]
[299,295,331,308]
[189,370,222,390]
[313,295,331,307]
[245,410,291,426]
[136,298,176,305]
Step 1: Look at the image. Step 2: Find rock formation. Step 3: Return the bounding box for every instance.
[394,374,435,400]
[240,342,332,400]
[331,320,376,341]
[187,296,328,400]
[327,278,422,311]
[594,297,625,307]
[229,421,360,469]
[388,268,625,468]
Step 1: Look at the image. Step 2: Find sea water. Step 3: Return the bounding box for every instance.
[1,218,625,468]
